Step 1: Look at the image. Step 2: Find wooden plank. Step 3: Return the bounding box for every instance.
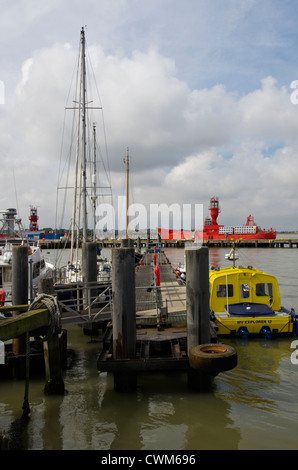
[97,356,190,372]
[0,305,29,313]
[0,308,50,342]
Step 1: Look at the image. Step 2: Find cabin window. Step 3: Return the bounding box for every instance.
[240,283,250,299]
[216,284,233,297]
[255,283,273,297]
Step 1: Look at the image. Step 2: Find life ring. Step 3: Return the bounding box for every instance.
[188,343,237,375]
[0,289,6,306]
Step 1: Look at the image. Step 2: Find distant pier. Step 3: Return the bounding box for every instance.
[38,236,298,250]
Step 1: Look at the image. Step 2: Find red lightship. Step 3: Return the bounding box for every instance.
[158,197,276,241]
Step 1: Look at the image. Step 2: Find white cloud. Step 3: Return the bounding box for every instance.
[1,1,298,231]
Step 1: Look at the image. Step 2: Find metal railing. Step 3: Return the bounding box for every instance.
[53,280,112,326]
[49,279,186,328]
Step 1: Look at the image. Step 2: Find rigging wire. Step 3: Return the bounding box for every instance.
[54,28,113,265]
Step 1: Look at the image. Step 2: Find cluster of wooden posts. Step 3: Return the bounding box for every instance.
[103,244,237,391]
[0,242,237,396]
[0,246,65,396]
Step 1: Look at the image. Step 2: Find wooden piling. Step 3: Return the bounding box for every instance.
[11,246,28,376]
[38,278,65,395]
[186,246,210,350]
[186,246,212,390]
[120,238,134,247]
[43,334,65,395]
[82,242,97,284]
[112,246,137,391]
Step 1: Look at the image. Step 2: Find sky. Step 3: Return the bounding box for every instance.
[1,0,298,231]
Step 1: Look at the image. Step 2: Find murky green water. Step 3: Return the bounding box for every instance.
[1,246,298,450]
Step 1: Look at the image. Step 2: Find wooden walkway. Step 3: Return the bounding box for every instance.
[98,250,191,372]
[97,249,219,375]
[135,251,186,322]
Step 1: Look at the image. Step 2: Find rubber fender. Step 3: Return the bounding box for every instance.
[189,343,237,375]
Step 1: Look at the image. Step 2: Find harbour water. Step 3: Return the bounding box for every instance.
[1,245,298,450]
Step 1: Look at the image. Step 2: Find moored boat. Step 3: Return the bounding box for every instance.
[158,196,276,241]
[209,264,297,338]
[173,247,297,338]
[203,196,276,241]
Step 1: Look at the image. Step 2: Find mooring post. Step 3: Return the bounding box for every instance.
[186,246,211,390]
[121,238,134,247]
[186,246,210,350]
[112,246,137,391]
[12,246,28,363]
[38,278,65,395]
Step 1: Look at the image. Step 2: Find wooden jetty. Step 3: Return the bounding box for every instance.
[203,238,298,248]
[0,242,237,395]
[38,235,298,250]
[0,246,66,395]
[97,245,237,391]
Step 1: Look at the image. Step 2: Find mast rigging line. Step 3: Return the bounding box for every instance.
[55,27,113,244]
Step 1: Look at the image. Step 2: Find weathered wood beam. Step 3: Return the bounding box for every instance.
[0,307,65,395]
[0,308,50,342]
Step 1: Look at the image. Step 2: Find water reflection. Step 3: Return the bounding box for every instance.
[1,326,297,450]
[98,372,241,450]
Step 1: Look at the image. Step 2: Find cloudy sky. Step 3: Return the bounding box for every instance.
[1,0,298,231]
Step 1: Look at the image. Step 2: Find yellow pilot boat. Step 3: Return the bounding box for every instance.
[209,265,297,338]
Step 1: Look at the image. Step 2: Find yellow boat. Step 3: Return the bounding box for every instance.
[209,265,297,338]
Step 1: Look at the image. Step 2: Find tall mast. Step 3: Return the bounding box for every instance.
[92,123,97,241]
[126,147,129,239]
[81,26,88,242]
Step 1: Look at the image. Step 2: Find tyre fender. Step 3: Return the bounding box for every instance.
[189,343,237,375]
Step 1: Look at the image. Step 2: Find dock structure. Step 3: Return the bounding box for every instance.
[0,246,66,395]
[0,242,237,394]
[97,245,237,391]
[38,236,298,250]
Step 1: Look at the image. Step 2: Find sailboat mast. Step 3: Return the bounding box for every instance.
[126,147,129,239]
[81,27,88,242]
[92,124,97,241]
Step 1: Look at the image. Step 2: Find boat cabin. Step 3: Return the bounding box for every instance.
[209,266,282,313]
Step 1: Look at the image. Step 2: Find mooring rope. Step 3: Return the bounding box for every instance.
[29,294,61,342]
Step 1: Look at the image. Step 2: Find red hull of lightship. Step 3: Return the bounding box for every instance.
[158,197,276,241]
